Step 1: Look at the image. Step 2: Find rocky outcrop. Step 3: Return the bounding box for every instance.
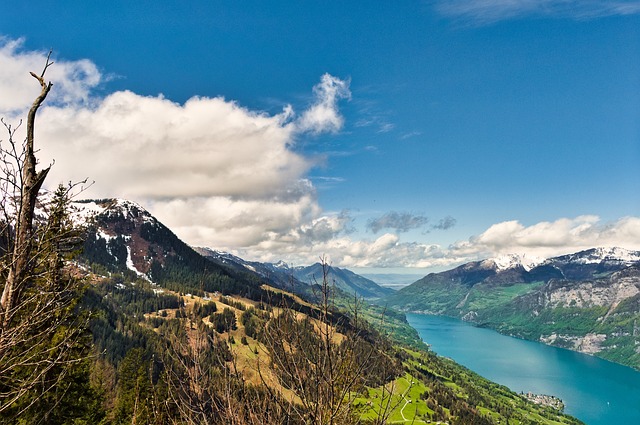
[510,266,640,313]
[539,332,608,354]
[541,270,640,309]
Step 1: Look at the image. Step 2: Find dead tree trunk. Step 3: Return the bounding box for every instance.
[0,54,53,327]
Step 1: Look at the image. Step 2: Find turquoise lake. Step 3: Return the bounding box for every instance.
[406,313,640,425]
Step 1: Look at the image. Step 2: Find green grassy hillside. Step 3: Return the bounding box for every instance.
[77,270,583,424]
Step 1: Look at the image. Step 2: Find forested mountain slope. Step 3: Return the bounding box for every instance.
[292,262,394,299]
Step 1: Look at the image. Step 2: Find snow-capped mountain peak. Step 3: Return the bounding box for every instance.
[195,248,243,264]
[70,198,154,225]
[483,253,545,272]
[552,247,640,265]
[483,254,544,272]
[478,248,639,274]
[272,260,291,270]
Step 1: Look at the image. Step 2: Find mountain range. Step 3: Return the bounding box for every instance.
[73,198,392,300]
[382,248,640,369]
[194,247,394,299]
[73,198,640,369]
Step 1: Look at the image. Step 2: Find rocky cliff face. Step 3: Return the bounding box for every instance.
[541,268,640,310]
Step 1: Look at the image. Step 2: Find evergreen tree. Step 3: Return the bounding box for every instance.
[113,348,155,425]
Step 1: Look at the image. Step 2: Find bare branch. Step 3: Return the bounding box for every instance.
[0,51,93,420]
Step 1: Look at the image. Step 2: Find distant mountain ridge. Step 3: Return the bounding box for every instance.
[72,198,392,300]
[193,247,306,290]
[382,247,640,369]
[195,247,393,299]
[480,253,545,272]
[292,262,394,299]
[542,247,640,280]
[395,248,639,291]
[72,198,640,369]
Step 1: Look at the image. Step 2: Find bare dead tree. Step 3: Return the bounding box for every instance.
[161,321,218,425]
[257,257,393,425]
[161,312,293,425]
[345,291,405,425]
[0,52,91,419]
[0,52,53,325]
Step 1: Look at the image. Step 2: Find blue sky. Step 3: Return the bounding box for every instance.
[1,1,639,275]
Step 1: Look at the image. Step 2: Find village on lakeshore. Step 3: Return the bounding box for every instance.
[523,392,565,412]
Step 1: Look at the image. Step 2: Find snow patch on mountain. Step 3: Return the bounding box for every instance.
[71,198,156,225]
[96,229,115,243]
[477,247,639,273]
[69,200,106,224]
[200,248,245,265]
[272,260,291,270]
[112,199,155,223]
[483,253,545,272]
[125,244,152,282]
[566,247,640,265]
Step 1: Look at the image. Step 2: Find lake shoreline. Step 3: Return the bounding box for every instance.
[404,309,640,372]
[406,313,640,425]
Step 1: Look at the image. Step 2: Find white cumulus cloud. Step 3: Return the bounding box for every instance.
[37,91,305,200]
[0,38,101,113]
[450,216,640,260]
[0,38,354,263]
[297,73,351,134]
